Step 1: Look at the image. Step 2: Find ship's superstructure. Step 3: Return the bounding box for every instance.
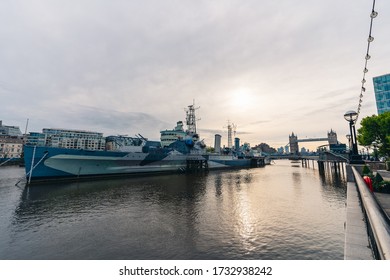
[185,103,199,136]
[160,121,186,147]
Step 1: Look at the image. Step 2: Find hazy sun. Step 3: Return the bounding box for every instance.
[230,87,253,108]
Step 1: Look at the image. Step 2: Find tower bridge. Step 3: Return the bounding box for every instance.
[288,129,338,154]
[293,137,329,143]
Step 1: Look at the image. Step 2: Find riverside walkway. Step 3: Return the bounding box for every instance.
[376,192,390,219]
[375,171,390,220]
[345,167,390,260]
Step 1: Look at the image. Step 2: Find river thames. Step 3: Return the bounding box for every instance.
[0,160,346,260]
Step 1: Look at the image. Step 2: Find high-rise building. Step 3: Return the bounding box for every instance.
[373,73,390,114]
[0,120,22,136]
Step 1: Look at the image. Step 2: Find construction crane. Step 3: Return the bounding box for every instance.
[224,120,237,148]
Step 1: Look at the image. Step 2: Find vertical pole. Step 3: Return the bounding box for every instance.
[28,146,36,185]
[352,123,358,155]
[24,118,29,135]
[349,120,354,157]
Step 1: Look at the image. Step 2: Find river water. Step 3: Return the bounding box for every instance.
[0,160,346,260]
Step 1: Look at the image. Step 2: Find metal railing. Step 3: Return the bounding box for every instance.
[0,157,16,166]
[352,166,390,259]
[319,151,349,162]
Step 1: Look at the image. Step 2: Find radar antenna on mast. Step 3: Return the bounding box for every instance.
[185,100,200,135]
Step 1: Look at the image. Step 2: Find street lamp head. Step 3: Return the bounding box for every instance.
[346,134,351,140]
[344,110,358,122]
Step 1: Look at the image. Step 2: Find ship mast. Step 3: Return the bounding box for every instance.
[185,101,200,136]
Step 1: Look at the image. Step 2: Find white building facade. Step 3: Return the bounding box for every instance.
[26,128,106,150]
[0,136,23,159]
[0,121,23,160]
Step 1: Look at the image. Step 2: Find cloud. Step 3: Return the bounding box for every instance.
[249,120,271,125]
[54,105,171,139]
[1,0,389,149]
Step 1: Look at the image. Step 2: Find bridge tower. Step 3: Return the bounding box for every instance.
[289,132,299,154]
[327,129,338,145]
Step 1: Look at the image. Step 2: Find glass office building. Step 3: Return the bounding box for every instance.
[373,73,390,114]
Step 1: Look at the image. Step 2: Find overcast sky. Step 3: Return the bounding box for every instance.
[1,0,389,150]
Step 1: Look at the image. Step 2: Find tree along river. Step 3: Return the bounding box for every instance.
[0,160,346,259]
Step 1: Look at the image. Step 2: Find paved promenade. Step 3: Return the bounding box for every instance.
[344,181,373,259]
[375,170,390,220]
[344,169,390,260]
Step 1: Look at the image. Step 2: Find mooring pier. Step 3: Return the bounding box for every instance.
[186,156,208,172]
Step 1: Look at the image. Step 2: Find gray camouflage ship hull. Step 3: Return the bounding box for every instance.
[23,145,257,182]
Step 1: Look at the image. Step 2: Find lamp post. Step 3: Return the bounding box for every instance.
[344,110,364,164]
[372,141,379,161]
[346,134,351,151]
[365,146,370,160]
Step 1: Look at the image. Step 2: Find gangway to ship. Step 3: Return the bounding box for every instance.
[185,155,208,172]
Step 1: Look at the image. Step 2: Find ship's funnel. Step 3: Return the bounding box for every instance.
[214,134,221,154]
[235,137,240,151]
